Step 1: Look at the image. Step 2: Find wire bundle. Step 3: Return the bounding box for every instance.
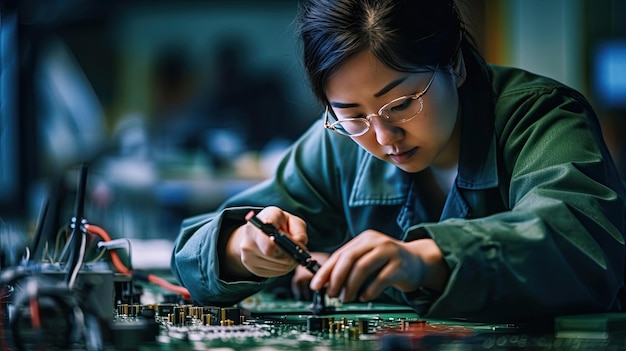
[0,267,102,351]
[0,163,191,350]
[85,223,191,300]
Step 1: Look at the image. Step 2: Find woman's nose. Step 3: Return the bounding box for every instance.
[370,115,403,145]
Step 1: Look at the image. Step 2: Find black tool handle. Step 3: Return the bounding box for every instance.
[247,215,319,274]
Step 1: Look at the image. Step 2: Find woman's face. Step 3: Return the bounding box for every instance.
[324,50,463,173]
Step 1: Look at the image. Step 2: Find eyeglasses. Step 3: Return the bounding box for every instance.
[324,66,438,137]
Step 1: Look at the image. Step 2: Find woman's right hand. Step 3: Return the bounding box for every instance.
[222,206,309,280]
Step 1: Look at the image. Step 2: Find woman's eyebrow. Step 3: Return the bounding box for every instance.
[374,76,408,97]
[329,76,409,108]
[329,101,358,108]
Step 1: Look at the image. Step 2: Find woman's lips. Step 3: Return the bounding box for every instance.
[389,147,417,164]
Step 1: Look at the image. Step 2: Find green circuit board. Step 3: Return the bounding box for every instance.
[109,292,621,351]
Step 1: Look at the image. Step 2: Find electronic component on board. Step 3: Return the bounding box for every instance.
[310,288,335,316]
[307,316,326,334]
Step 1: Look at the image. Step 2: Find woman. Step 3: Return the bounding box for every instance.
[171,0,626,323]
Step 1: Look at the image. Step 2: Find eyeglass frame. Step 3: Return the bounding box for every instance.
[323,65,439,137]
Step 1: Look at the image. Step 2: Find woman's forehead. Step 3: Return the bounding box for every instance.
[326,52,401,94]
[325,51,430,103]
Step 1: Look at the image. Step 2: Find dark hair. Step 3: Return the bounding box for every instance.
[296,0,481,104]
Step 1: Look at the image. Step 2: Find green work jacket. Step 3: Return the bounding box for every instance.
[171,64,626,323]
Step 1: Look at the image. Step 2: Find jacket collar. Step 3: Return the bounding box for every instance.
[455,66,499,190]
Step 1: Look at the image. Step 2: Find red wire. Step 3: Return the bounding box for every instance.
[84,224,130,275]
[29,298,41,329]
[147,274,191,298]
[84,224,191,300]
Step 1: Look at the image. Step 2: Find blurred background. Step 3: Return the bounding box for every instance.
[1,0,625,269]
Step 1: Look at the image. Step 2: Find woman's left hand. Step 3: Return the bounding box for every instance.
[309,230,449,302]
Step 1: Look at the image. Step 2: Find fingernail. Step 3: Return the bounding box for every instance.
[339,288,346,302]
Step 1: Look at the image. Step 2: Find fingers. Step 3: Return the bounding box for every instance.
[340,252,386,302]
[240,232,298,277]
[251,226,288,259]
[285,214,308,247]
[309,231,420,303]
[309,249,337,291]
[291,265,314,301]
[239,207,309,277]
[374,259,417,294]
[251,206,308,248]
[310,234,381,301]
[338,248,389,302]
[241,250,297,277]
[290,252,329,300]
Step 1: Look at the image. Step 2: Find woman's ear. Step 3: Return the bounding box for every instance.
[452,49,466,88]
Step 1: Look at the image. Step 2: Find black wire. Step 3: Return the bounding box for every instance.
[65,163,89,287]
[73,164,88,225]
[29,197,49,263]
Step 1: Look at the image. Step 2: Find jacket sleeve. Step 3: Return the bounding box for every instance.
[405,85,626,323]
[170,207,272,306]
[170,123,354,305]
